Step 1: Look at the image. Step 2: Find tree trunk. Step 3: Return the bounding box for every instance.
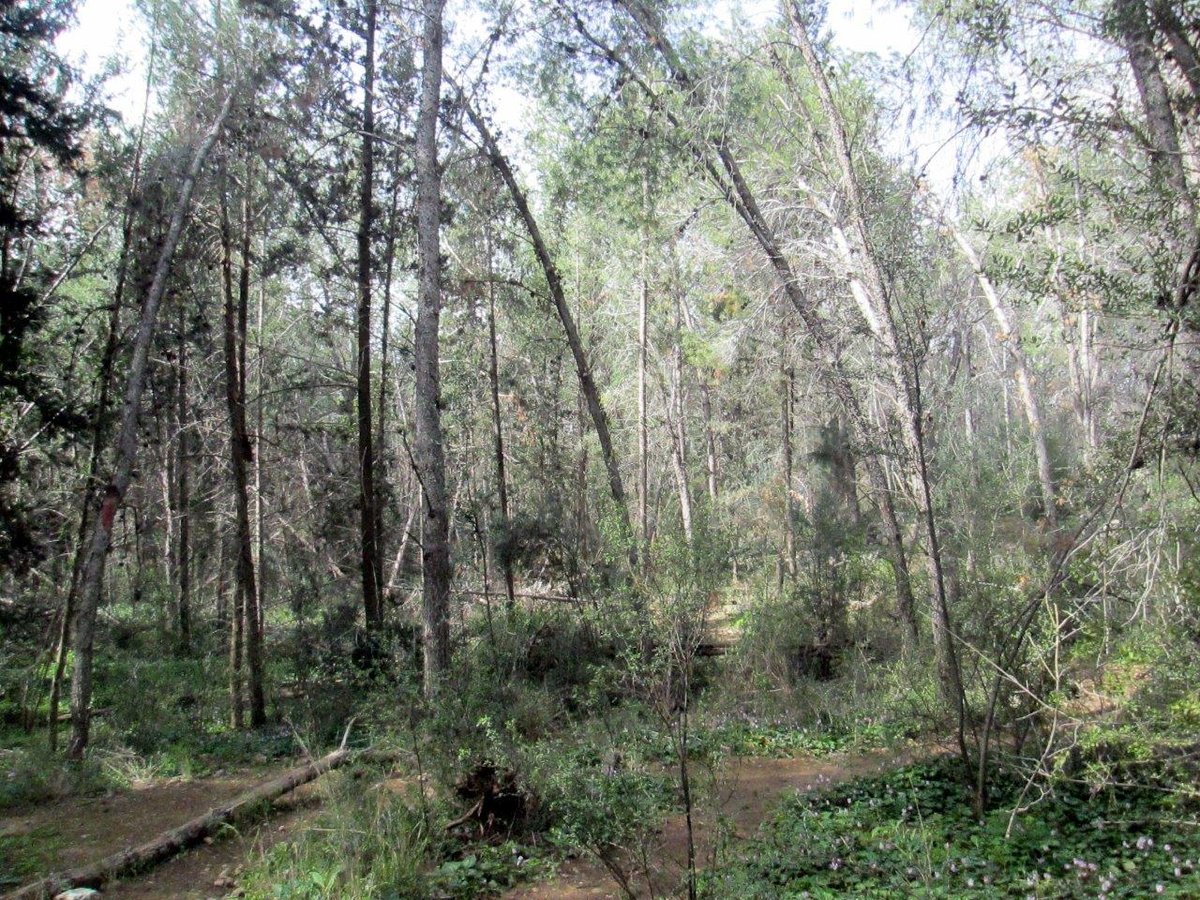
[484,224,516,610]
[780,323,796,583]
[254,232,266,637]
[678,297,719,506]
[639,177,651,560]
[415,0,452,692]
[176,300,192,649]
[222,149,265,729]
[787,3,965,749]
[1151,0,1200,107]
[1116,0,1195,222]
[667,353,694,545]
[950,226,1057,524]
[614,0,915,632]
[462,97,638,570]
[357,0,384,632]
[66,91,236,759]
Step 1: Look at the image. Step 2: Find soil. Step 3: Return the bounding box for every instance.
[1,745,930,900]
[0,767,321,899]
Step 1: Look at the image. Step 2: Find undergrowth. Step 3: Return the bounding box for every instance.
[705,757,1200,898]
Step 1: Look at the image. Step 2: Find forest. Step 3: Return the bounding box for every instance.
[2,0,1199,896]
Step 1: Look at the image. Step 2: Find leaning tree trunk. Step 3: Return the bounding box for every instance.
[786,1,967,757]
[9,746,354,899]
[414,0,451,693]
[1115,0,1200,310]
[462,97,638,571]
[611,0,915,632]
[67,90,237,759]
[950,227,1057,524]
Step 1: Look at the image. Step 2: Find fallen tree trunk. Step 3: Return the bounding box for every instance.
[6,747,352,900]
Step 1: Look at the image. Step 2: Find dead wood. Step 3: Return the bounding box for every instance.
[4,747,352,900]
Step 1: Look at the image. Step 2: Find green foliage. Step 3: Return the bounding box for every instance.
[526,737,673,870]
[686,715,912,760]
[707,758,1200,898]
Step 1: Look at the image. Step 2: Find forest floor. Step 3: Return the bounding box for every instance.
[0,763,322,899]
[505,744,929,899]
[1,744,929,899]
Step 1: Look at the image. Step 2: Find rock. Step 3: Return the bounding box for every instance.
[55,890,101,900]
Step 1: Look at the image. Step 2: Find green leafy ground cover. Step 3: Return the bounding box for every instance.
[706,757,1200,898]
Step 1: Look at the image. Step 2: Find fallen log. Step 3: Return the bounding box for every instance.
[5,747,352,900]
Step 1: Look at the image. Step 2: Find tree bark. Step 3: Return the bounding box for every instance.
[780,324,796,584]
[1116,0,1195,222]
[66,90,237,759]
[221,149,265,729]
[786,3,965,746]
[176,300,192,648]
[415,0,452,692]
[1151,0,1200,107]
[639,176,651,560]
[950,227,1057,524]
[461,96,638,570]
[357,0,384,632]
[484,224,516,610]
[613,0,916,633]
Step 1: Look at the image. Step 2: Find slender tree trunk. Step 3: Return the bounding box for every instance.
[614,0,914,631]
[415,0,452,692]
[950,227,1057,524]
[215,525,229,637]
[176,301,191,649]
[67,90,236,759]
[667,354,694,544]
[780,323,796,583]
[49,45,157,745]
[376,141,403,603]
[254,232,266,637]
[638,178,651,560]
[1151,0,1200,106]
[462,97,638,570]
[357,0,384,631]
[50,215,127,749]
[239,161,265,726]
[222,149,264,729]
[484,224,516,610]
[1116,0,1195,222]
[678,299,719,505]
[788,1,962,718]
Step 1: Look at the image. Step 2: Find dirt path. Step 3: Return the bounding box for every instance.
[0,765,319,899]
[507,746,927,899]
[103,795,318,900]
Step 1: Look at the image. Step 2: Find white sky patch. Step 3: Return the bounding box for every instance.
[58,0,152,124]
[59,0,978,199]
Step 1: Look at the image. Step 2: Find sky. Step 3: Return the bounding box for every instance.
[59,0,926,117]
[57,0,964,193]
